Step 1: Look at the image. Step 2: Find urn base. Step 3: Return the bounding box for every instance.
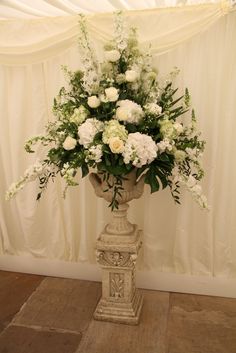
[94,289,143,325]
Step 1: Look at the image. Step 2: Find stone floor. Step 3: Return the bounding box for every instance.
[0,271,236,353]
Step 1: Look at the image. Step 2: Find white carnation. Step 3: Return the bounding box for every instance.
[87,96,101,108]
[105,50,121,62]
[63,136,77,150]
[122,132,157,167]
[78,118,104,147]
[116,100,144,124]
[105,87,119,102]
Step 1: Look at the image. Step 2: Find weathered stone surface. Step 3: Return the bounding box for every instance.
[0,325,81,353]
[167,293,236,353]
[76,290,170,353]
[13,277,101,333]
[0,271,44,333]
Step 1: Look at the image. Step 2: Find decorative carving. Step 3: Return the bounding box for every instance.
[110,273,124,298]
[96,250,137,267]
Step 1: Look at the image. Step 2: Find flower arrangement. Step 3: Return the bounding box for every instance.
[6,12,207,210]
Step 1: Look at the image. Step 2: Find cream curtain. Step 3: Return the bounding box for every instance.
[0,3,231,65]
[1,4,236,278]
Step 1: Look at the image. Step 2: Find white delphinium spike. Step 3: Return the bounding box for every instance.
[114,11,128,51]
[78,15,99,94]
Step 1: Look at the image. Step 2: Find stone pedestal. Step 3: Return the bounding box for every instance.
[94,224,143,325]
[89,170,145,325]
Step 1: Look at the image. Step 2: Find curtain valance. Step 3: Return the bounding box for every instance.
[0,2,231,66]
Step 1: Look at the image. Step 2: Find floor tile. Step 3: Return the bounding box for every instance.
[13,277,101,333]
[167,293,236,353]
[0,325,81,353]
[76,290,170,353]
[0,271,44,333]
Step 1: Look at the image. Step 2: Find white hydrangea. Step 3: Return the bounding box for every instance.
[70,106,89,125]
[122,132,157,167]
[85,144,103,163]
[116,100,144,124]
[102,119,128,144]
[78,118,104,147]
[144,103,162,116]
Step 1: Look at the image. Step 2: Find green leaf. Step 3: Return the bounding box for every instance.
[81,164,89,178]
[145,167,159,193]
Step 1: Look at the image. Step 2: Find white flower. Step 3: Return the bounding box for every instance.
[144,103,162,116]
[125,70,139,82]
[116,100,144,124]
[156,138,173,153]
[123,132,157,167]
[186,175,197,188]
[70,106,88,125]
[109,137,124,154]
[159,119,176,139]
[87,96,101,108]
[78,118,104,148]
[174,149,186,162]
[63,136,77,150]
[105,87,119,102]
[173,122,184,135]
[86,144,103,163]
[102,120,128,144]
[105,50,121,62]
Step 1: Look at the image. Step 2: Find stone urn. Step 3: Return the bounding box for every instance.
[89,168,145,325]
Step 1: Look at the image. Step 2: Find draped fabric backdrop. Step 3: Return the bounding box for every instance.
[0,1,236,295]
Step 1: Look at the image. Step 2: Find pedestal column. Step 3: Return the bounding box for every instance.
[94,204,143,325]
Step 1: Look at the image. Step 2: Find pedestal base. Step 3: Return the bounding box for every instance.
[94,289,143,325]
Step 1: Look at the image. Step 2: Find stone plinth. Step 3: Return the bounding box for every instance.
[94,228,143,325]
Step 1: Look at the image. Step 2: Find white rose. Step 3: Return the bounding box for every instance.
[105,87,119,102]
[105,50,121,62]
[109,137,124,154]
[63,136,77,150]
[87,96,101,109]
[125,70,139,82]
